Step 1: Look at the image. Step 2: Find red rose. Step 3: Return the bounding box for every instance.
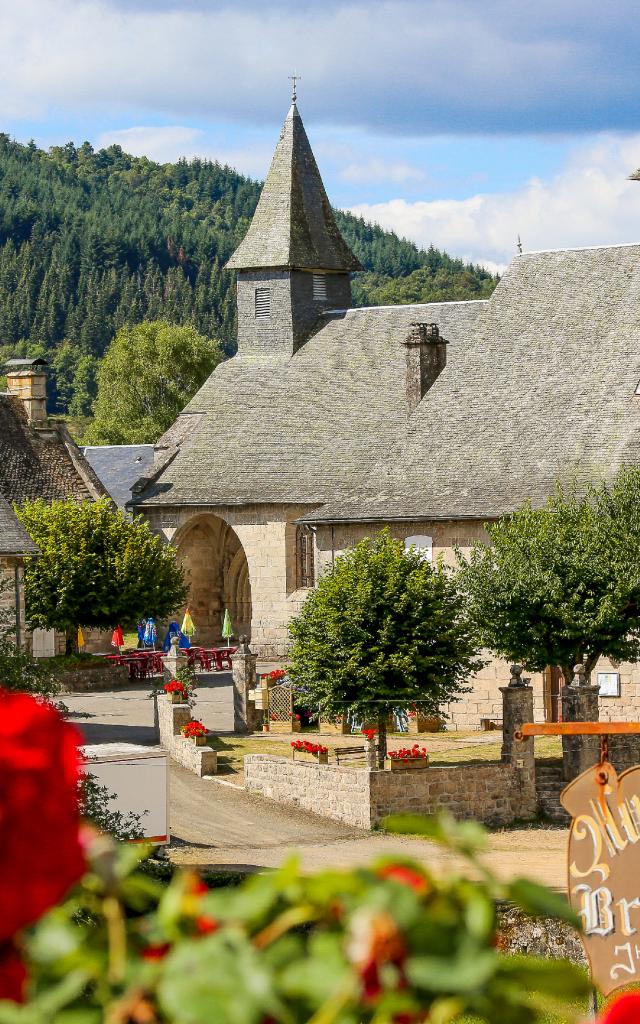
[0,692,85,941]
[142,942,171,961]
[598,993,640,1024]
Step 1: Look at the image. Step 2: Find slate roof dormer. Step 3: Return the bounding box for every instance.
[226,102,361,273]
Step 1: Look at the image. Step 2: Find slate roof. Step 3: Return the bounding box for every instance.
[302,243,640,522]
[0,395,107,505]
[226,103,362,273]
[82,445,155,508]
[131,301,487,508]
[0,495,38,556]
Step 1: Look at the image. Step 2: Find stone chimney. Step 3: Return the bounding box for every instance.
[404,323,448,413]
[4,358,48,427]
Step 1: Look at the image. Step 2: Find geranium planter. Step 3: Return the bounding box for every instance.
[385,756,429,771]
[168,693,187,705]
[188,735,208,746]
[292,750,329,765]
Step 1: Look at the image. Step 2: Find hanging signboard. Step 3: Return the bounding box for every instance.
[516,721,640,999]
[561,758,640,996]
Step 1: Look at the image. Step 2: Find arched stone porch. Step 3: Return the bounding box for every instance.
[174,514,252,645]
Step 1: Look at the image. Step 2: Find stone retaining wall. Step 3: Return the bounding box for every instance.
[157,695,217,778]
[244,756,536,829]
[58,663,129,692]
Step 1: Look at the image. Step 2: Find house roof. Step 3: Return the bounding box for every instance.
[302,243,640,523]
[226,103,362,273]
[0,395,108,505]
[0,495,38,556]
[131,300,487,508]
[82,445,155,508]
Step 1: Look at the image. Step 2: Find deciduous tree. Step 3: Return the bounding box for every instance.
[458,468,640,684]
[287,531,482,761]
[84,320,222,444]
[16,497,187,650]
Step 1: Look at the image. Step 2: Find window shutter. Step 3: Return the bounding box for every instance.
[255,287,270,319]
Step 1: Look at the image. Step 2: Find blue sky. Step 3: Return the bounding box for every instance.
[4,0,640,270]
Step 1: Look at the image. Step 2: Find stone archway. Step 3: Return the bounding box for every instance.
[174,515,252,645]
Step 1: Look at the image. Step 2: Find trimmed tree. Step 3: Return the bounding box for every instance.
[287,531,482,763]
[457,468,640,685]
[17,497,187,651]
[84,320,222,444]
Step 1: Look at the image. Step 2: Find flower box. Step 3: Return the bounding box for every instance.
[292,749,329,765]
[168,692,187,704]
[385,756,429,771]
[189,735,208,746]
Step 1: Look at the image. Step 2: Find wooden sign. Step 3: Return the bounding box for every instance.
[561,760,640,996]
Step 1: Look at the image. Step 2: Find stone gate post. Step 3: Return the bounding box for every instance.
[561,664,600,781]
[500,664,536,817]
[232,635,259,733]
[163,635,188,684]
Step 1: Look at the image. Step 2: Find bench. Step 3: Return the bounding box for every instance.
[334,745,367,765]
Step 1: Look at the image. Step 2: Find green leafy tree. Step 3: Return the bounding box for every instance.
[287,531,482,761]
[84,320,222,444]
[16,497,187,651]
[458,468,640,684]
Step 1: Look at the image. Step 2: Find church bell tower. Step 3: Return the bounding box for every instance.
[225,92,362,357]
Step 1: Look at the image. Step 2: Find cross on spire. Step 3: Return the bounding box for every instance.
[289,73,301,102]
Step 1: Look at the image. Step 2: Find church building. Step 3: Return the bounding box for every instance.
[132,98,640,729]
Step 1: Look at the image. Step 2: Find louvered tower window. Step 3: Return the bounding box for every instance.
[255,287,271,319]
[296,526,315,588]
[312,274,328,301]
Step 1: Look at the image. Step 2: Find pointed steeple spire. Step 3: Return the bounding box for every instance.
[226,103,362,273]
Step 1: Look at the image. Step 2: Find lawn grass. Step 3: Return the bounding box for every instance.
[209,734,292,776]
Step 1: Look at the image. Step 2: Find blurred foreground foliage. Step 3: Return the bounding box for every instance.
[0,813,590,1024]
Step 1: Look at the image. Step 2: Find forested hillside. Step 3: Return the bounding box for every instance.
[0,135,497,416]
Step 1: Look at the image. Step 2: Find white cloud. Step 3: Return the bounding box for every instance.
[2,0,640,134]
[348,134,640,271]
[340,158,426,185]
[95,125,272,177]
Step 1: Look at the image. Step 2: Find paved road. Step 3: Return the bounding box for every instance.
[65,683,569,888]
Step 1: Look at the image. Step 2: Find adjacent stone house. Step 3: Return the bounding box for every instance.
[0,495,38,648]
[132,100,640,728]
[0,358,108,654]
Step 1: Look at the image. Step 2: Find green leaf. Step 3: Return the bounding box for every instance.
[406,950,496,993]
[496,955,590,999]
[507,879,580,927]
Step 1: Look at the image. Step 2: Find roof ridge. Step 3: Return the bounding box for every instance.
[521,241,640,256]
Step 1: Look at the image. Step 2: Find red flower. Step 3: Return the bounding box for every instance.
[598,993,640,1024]
[378,864,429,895]
[291,740,328,754]
[388,744,427,760]
[362,728,377,742]
[181,719,208,738]
[141,942,171,961]
[0,942,27,1003]
[164,680,187,695]
[0,693,85,943]
[195,916,218,936]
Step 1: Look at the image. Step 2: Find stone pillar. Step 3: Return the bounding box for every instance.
[157,693,191,746]
[364,735,377,769]
[500,664,537,818]
[562,664,600,781]
[163,635,188,684]
[232,635,258,733]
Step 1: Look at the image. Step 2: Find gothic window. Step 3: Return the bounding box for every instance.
[312,273,327,301]
[296,526,315,588]
[255,287,271,319]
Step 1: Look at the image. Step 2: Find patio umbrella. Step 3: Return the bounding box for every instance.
[221,608,233,648]
[77,626,85,651]
[181,609,196,638]
[143,618,157,649]
[163,622,190,652]
[111,625,124,652]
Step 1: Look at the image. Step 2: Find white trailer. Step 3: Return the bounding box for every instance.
[81,743,169,844]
